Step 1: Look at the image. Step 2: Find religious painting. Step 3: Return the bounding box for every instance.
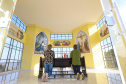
[100,26,109,37]
[76,30,90,53]
[8,27,24,40]
[53,40,71,46]
[34,32,48,55]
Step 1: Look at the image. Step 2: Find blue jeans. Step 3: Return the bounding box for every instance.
[44,63,53,76]
[72,65,81,75]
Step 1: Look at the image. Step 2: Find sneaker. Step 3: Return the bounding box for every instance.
[77,73,80,80]
[82,73,85,80]
[41,73,46,82]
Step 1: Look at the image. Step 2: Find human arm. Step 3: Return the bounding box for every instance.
[70,51,73,58]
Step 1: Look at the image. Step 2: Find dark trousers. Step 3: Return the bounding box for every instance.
[72,65,81,75]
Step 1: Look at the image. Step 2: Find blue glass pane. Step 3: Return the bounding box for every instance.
[19,51,22,60]
[58,37,61,39]
[17,42,20,48]
[8,63,13,71]
[20,43,23,49]
[11,73,15,80]
[69,37,72,39]
[23,29,25,32]
[62,34,65,37]
[10,49,15,59]
[51,34,54,37]
[24,25,27,29]
[12,14,17,21]
[1,47,9,59]
[5,37,11,44]
[17,19,20,24]
[20,26,23,30]
[15,51,19,60]
[13,40,17,47]
[5,73,11,82]
[62,37,65,39]
[11,19,16,24]
[16,23,20,27]
[21,22,24,27]
[66,37,68,39]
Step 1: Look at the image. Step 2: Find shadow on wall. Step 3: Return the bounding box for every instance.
[88,25,98,36]
[92,43,104,69]
[88,25,105,69]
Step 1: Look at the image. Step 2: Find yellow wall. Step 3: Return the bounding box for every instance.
[73,24,104,68]
[21,26,50,69]
[21,24,105,69]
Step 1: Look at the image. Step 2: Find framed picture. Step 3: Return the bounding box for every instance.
[100,26,109,37]
[53,40,71,46]
[76,30,90,53]
[34,32,48,55]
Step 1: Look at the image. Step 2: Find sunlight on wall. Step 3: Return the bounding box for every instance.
[88,25,98,36]
[92,43,104,69]
[34,63,39,76]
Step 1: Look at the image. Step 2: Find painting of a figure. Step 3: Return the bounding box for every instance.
[76,30,90,53]
[34,32,48,55]
[53,40,71,46]
[100,26,109,37]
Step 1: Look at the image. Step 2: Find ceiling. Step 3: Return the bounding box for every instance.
[15,0,103,33]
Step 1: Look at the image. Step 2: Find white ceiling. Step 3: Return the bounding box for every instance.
[15,0,103,33]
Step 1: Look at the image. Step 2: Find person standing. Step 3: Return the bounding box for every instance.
[44,44,55,77]
[70,44,82,79]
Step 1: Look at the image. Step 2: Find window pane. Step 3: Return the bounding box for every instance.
[17,19,20,24]
[5,73,11,83]
[13,40,17,47]
[107,37,111,43]
[10,49,15,60]
[11,19,16,24]
[17,42,21,48]
[11,73,16,80]
[19,51,22,60]
[51,33,73,39]
[0,60,6,72]
[20,43,23,49]
[5,37,11,44]
[8,63,13,71]
[62,37,65,39]
[21,22,24,27]
[20,26,23,30]
[15,51,19,60]
[66,36,68,39]
[17,62,21,69]
[13,63,17,70]
[69,36,72,39]
[1,47,9,59]
[16,23,20,27]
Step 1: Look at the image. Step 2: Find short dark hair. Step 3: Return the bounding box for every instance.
[73,44,77,49]
[48,44,52,48]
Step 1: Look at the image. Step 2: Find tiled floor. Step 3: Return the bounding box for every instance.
[0,68,122,84]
